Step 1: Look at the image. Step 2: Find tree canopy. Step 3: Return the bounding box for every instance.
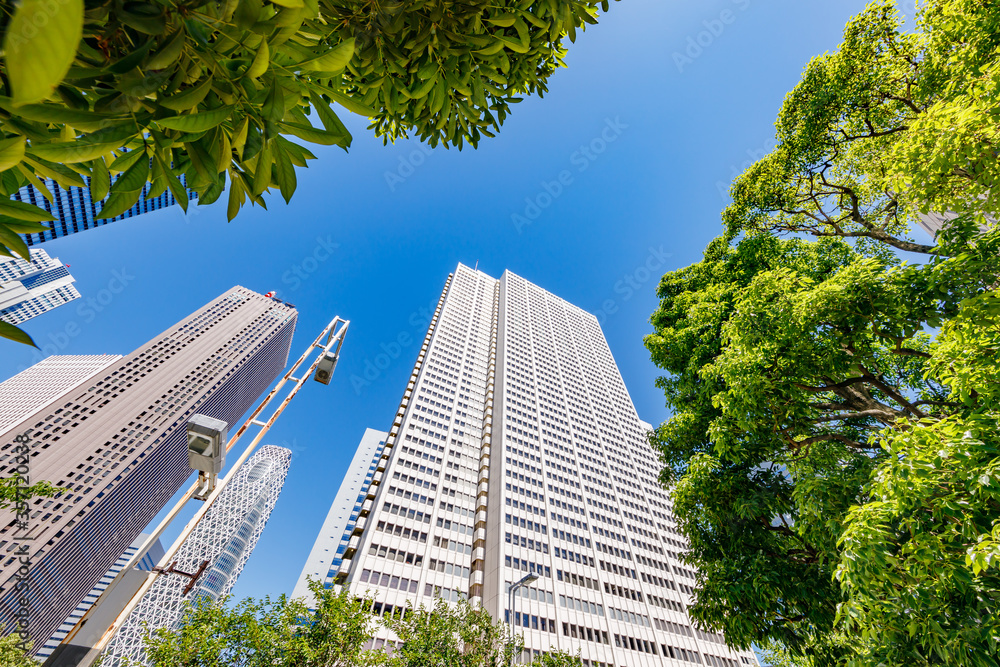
[723,0,1000,256]
[0,0,616,266]
[140,580,580,667]
[645,1,1000,664]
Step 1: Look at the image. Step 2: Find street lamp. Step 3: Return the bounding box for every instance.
[507,572,539,667]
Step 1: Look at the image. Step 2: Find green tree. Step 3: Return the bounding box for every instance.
[0,635,34,667]
[145,580,580,667]
[144,580,375,666]
[644,225,999,661]
[0,0,617,344]
[382,598,516,667]
[835,288,1000,666]
[723,0,1000,256]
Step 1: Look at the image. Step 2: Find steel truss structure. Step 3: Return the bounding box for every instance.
[100,445,292,666]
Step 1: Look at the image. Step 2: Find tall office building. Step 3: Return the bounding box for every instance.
[101,445,292,667]
[13,179,194,247]
[0,249,81,325]
[325,264,758,667]
[0,355,122,434]
[294,428,388,602]
[0,286,296,653]
[35,534,165,661]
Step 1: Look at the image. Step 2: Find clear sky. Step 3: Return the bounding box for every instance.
[0,0,917,604]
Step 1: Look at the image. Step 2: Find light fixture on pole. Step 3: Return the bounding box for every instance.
[507,572,539,667]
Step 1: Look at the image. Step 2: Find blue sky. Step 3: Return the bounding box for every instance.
[0,0,929,604]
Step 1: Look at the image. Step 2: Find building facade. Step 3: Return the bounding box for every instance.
[0,249,81,325]
[0,355,122,434]
[328,264,758,667]
[0,286,296,653]
[101,445,293,667]
[13,179,194,247]
[35,534,164,661]
[294,428,388,602]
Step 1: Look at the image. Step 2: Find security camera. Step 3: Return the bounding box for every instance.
[315,350,338,385]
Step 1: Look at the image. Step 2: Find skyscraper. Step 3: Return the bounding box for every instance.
[101,445,293,667]
[0,286,296,653]
[35,534,165,661]
[322,264,759,667]
[0,355,122,434]
[12,179,194,247]
[0,249,81,325]
[294,428,388,602]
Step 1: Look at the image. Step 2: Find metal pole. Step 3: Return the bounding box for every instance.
[71,315,349,664]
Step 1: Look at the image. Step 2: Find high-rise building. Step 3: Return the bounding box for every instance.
[12,179,194,247]
[324,264,759,667]
[0,286,296,653]
[0,355,122,434]
[35,534,165,661]
[0,249,81,325]
[294,428,388,602]
[101,445,292,667]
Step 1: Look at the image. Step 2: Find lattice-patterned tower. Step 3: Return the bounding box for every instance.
[100,445,292,666]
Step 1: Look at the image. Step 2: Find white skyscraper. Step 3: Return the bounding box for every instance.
[294,428,388,601]
[0,249,80,325]
[323,264,759,667]
[0,355,121,433]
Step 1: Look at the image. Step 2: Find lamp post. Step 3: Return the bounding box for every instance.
[507,572,539,667]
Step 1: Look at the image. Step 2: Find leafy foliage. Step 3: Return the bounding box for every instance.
[0,0,616,326]
[646,1,1000,660]
[0,635,34,667]
[144,580,375,667]
[723,0,1000,256]
[144,579,580,667]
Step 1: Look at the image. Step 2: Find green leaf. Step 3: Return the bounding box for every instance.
[95,188,142,219]
[147,29,186,70]
[0,217,49,234]
[262,85,285,124]
[0,198,55,222]
[156,154,188,212]
[278,121,347,146]
[0,321,37,348]
[3,0,84,105]
[246,40,269,79]
[28,140,123,164]
[112,152,150,193]
[0,221,32,260]
[0,136,26,172]
[272,139,295,203]
[90,157,111,201]
[108,147,148,173]
[158,76,214,112]
[227,170,245,220]
[156,105,235,132]
[252,142,271,195]
[298,38,354,73]
[309,92,352,148]
[270,0,304,8]
[22,156,87,188]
